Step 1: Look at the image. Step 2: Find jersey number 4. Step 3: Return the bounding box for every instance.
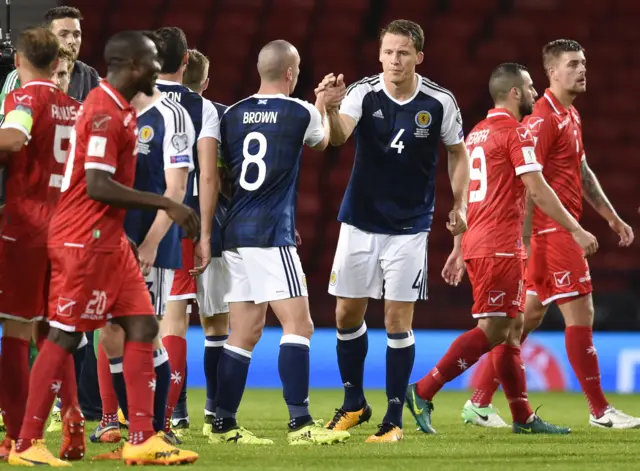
[469,147,487,203]
[390,129,405,154]
[240,131,267,191]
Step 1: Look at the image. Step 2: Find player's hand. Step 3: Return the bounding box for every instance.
[571,226,598,257]
[137,240,158,277]
[442,249,466,286]
[608,216,634,247]
[314,73,337,96]
[295,230,302,247]
[446,207,467,236]
[166,201,200,240]
[190,239,211,277]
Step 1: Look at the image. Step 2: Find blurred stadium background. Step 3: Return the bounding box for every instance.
[2,0,639,393]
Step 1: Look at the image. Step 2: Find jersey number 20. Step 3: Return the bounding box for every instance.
[240,131,267,191]
[469,146,487,203]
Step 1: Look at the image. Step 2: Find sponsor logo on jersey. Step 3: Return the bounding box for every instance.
[414,110,432,129]
[171,133,189,153]
[92,114,111,132]
[553,271,571,287]
[170,154,190,164]
[139,125,154,143]
[488,290,505,306]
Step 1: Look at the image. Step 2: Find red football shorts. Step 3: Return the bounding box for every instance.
[527,230,592,306]
[48,242,154,332]
[0,240,48,322]
[169,238,196,301]
[465,257,526,319]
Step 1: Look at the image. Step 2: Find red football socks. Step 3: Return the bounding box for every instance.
[416,327,491,401]
[0,337,30,439]
[492,344,533,423]
[58,354,79,415]
[123,341,155,445]
[16,340,70,452]
[470,349,500,408]
[97,344,119,425]
[162,335,186,433]
[565,326,608,417]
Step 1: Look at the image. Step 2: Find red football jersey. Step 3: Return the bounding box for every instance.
[525,89,585,235]
[462,109,542,260]
[48,81,138,252]
[0,81,79,246]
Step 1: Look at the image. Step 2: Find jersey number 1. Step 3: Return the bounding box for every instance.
[240,131,267,191]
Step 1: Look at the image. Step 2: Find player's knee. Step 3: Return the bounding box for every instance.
[48,328,84,353]
[335,297,367,329]
[100,325,125,358]
[123,316,159,343]
[3,319,33,341]
[160,313,188,337]
[506,312,525,347]
[201,314,229,337]
[383,302,414,333]
[558,294,594,327]
[478,317,511,347]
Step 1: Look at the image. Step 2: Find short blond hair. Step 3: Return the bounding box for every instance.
[58,45,74,72]
[184,49,209,92]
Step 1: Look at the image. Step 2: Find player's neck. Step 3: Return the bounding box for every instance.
[383,73,417,101]
[495,104,521,122]
[105,73,139,103]
[549,85,576,108]
[158,73,183,85]
[19,66,50,84]
[257,82,289,97]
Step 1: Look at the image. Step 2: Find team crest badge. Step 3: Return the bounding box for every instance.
[415,110,432,129]
[139,125,154,143]
[329,271,337,286]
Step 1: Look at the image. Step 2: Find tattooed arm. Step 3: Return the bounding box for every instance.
[581,160,634,246]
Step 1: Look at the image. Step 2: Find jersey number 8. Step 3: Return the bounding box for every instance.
[240,131,267,191]
[469,146,487,203]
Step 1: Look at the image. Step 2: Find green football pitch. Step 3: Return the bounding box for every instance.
[42,389,640,470]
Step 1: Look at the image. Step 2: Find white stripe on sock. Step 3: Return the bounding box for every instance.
[109,361,123,374]
[154,348,169,366]
[280,334,310,347]
[387,331,415,349]
[205,339,226,348]
[224,344,252,359]
[336,322,367,341]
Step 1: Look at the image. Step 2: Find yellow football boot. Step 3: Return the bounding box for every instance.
[325,402,372,431]
[365,423,404,443]
[122,434,198,465]
[288,423,350,445]
[8,440,71,467]
[208,427,273,445]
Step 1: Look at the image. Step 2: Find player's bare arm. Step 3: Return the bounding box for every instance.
[580,159,633,246]
[192,136,220,275]
[521,171,598,256]
[137,167,189,275]
[446,141,470,236]
[441,233,465,287]
[86,168,199,239]
[0,128,28,156]
[522,192,534,256]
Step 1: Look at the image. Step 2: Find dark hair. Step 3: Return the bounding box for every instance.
[44,6,83,27]
[542,39,585,69]
[183,49,209,90]
[380,19,424,52]
[489,62,528,102]
[57,45,75,71]
[16,26,60,70]
[155,27,188,74]
[141,30,166,62]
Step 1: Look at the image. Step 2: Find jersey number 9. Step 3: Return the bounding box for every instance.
[469,146,487,203]
[50,124,73,189]
[240,131,267,191]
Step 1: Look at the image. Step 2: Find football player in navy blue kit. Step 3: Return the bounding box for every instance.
[318,19,470,442]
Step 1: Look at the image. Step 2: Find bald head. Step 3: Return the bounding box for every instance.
[489,63,527,103]
[104,30,157,71]
[257,40,299,82]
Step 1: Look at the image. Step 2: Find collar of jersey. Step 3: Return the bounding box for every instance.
[543,88,568,115]
[486,108,516,120]
[380,72,422,106]
[253,93,285,98]
[99,81,129,109]
[23,79,57,89]
[156,78,182,87]
[136,94,166,117]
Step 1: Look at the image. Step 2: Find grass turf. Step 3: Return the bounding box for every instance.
[38,389,640,470]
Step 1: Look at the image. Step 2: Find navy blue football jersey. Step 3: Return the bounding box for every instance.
[124,95,195,269]
[220,94,324,249]
[338,73,464,234]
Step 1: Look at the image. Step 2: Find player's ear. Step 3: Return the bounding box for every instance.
[416,51,424,65]
[286,66,293,82]
[202,77,209,92]
[182,52,189,67]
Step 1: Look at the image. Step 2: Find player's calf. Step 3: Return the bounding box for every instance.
[201,313,229,435]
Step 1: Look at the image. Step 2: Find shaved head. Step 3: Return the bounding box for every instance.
[489,63,527,102]
[104,30,156,69]
[257,40,299,82]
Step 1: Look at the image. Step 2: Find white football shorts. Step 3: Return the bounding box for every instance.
[145,268,175,316]
[223,246,308,304]
[328,223,428,302]
[196,257,229,317]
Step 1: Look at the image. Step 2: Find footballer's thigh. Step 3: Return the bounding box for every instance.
[145,267,175,317]
[466,257,525,346]
[328,223,384,300]
[379,231,428,303]
[196,257,229,317]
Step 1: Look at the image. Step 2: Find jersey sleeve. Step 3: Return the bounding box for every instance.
[526,116,557,167]
[163,105,196,171]
[508,125,542,176]
[302,101,325,147]
[339,82,368,124]
[440,93,464,146]
[1,89,40,140]
[199,99,220,141]
[83,109,121,174]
